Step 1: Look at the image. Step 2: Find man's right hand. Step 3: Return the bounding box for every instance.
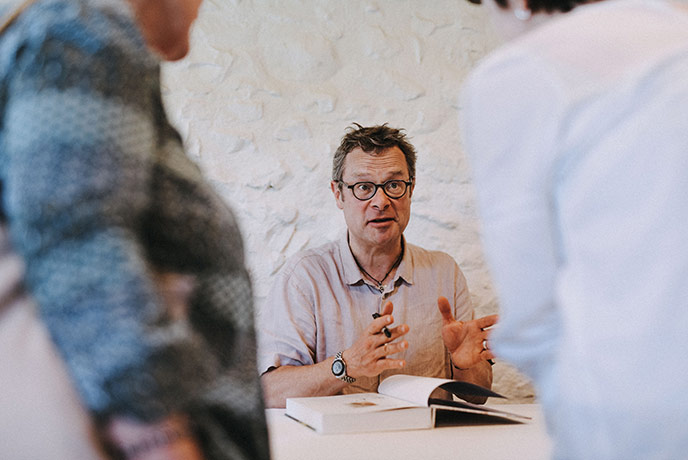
[342,301,409,379]
[260,301,410,408]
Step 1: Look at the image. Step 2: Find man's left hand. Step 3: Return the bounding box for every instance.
[437,296,498,370]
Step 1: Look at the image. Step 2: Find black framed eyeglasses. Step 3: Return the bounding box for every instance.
[340,179,413,201]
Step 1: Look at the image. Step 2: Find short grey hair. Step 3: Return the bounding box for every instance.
[332,123,417,185]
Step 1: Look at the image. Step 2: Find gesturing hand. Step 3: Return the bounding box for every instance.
[343,301,410,379]
[437,296,498,370]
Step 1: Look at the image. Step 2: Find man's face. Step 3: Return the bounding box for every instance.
[331,146,414,253]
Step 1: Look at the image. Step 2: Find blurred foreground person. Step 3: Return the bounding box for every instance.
[460,0,688,459]
[0,0,269,458]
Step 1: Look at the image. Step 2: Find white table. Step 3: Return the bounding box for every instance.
[266,403,552,460]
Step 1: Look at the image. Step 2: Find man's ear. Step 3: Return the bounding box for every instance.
[331,181,345,210]
[408,179,415,199]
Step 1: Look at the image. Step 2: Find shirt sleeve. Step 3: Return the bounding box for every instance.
[460,52,564,389]
[1,12,213,420]
[258,257,318,374]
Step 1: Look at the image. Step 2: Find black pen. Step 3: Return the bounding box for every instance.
[372,312,392,338]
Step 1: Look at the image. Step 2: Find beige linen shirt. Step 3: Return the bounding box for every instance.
[258,234,473,393]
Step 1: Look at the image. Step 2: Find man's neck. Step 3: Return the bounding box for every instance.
[347,234,404,283]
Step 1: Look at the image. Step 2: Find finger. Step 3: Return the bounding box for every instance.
[371,324,409,350]
[375,340,408,359]
[367,313,394,336]
[476,314,499,330]
[437,296,455,325]
[480,348,496,361]
[375,358,406,372]
[368,302,396,336]
[386,323,409,340]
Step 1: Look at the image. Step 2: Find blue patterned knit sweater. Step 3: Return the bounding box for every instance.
[0,1,269,458]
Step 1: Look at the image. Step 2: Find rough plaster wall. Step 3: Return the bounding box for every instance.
[162,0,534,402]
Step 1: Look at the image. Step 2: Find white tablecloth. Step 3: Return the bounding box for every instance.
[266,403,552,460]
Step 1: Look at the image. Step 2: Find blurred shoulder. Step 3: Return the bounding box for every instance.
[4,0,151,67]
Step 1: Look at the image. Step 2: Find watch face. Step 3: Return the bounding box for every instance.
[332,360,344,376]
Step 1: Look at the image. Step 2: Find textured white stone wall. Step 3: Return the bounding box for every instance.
[162,0,534,402]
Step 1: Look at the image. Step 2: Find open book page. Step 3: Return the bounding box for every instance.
[378,374,504,406]
[378,375,531,423]
[378,375,456,406]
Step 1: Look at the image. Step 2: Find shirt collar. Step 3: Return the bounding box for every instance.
[338,233,414,287]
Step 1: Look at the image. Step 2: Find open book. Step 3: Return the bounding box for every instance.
[285,374,531,434]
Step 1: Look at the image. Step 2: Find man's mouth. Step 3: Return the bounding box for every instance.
[368,217,395,224]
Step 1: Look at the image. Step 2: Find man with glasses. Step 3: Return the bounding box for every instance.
[259,124,497,408]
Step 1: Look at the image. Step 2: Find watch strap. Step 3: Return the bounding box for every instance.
[333,351,356,384]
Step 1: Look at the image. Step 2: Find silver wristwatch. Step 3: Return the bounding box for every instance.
[331,351,356,383]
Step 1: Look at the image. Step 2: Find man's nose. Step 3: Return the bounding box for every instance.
[370,186,391,209]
